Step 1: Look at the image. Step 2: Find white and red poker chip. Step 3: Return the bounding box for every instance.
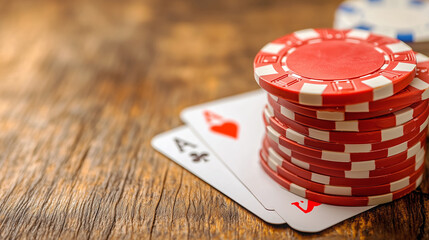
[264,120,427,163]
[269,93,413,121]
[265,123,427,173]
[262,136,424,186]
[280,147,424,180]
[254,29,417,106]
[265,104,429,144]
[263,136,425,178]
[268,53,429,116]
[264,111,427,153]
[264,133,425,172]
[260,150,423,206]
[268,95,428,132]
[254,28,427,206]
[260,147,424,197]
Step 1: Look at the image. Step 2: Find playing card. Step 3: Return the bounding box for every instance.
[180,90,374,232]
[151,126,286,224]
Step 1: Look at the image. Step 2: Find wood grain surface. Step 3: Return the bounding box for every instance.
[0,0,428,239]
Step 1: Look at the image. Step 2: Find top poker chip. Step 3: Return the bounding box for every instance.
[334,0,429,43]
[254,29,416,106]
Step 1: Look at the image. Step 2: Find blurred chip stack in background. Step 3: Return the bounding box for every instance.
[334,0,429,43]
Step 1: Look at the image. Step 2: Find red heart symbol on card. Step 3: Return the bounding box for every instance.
[210,121,239,139]
[291,200,321,214]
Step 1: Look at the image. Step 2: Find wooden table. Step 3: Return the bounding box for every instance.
[1,0,428,239]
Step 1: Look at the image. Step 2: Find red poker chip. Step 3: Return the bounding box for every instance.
[264,127,427,176]
[260,149,424,197]
[264,109,428,153]
[265,119,427,162]
[268,95,428,132]
[264,133,425,172]
[259,150,423,206]
[262,142,424,187]
[263,135,425,178]
[268,93,414,121]
[286,149,423,179]
[265,104,429,144]
[270,52,429,113]
[254,29,416,106]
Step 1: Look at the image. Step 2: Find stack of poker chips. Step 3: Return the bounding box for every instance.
[334,0,429,43]
[253,28,429,206]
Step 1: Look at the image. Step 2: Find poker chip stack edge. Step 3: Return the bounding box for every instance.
[253,28,429,206]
